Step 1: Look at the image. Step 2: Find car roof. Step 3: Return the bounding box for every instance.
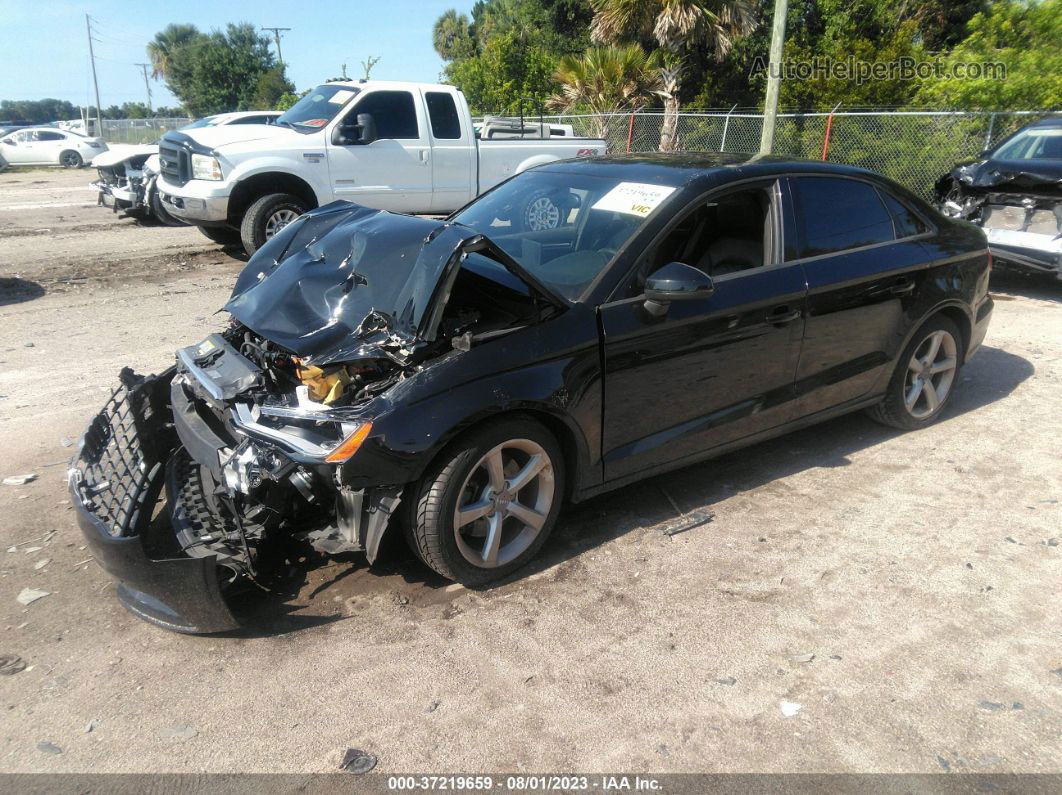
[535,152,887,189]
[1024,115,1062,130]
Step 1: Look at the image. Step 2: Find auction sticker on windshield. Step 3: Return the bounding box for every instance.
[329,89,355,104]
[592,182,676,217]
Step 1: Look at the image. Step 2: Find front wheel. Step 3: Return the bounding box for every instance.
[868,316,962,430]
[239,193,308,257]
[409,417,565,586]
[60,150,83,168]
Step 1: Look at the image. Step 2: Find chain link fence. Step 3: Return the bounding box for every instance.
[514,110,1057,200]
[100,118,191,145]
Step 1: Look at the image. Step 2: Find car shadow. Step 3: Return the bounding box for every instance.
[227,344,1033,635]
[990,268,1061,304]
[0,276,45,306]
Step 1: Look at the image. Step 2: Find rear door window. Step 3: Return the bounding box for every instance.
[792,176,896,258]
[36,130,65,141]
[426,92,461,139]
[353,91,419,139]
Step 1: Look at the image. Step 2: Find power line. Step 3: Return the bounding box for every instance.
[261,26,291,67]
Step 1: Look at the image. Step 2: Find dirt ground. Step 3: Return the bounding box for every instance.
[0,168,1060,774]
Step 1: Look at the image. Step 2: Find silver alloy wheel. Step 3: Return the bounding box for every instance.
[60,151,81,168]
[453,438,555,568]
[904,329,958,419]
[525,196,561,231]
[265,208,299,239]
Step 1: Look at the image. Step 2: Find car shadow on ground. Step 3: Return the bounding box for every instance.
[0,276,45,306]
[229,344,1033,636]
[990,268,1061,304]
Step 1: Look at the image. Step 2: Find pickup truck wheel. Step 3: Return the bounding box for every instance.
[519,189,562,232]
[198,225,241,245]
[240,193,308,256]
[410,417,565,586]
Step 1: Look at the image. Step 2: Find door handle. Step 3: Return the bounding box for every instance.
[419,149,430,164]
[766,307,801,325]
[889,279,915,295]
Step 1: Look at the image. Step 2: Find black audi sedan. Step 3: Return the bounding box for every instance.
[70,154,994,633]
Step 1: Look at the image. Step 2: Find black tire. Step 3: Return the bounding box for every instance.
[867,315,963,430]
[149,183,188,227]
[410,416,565,586]
[198,225,242,245]
[239,192,308,257]
[60,150,83,169]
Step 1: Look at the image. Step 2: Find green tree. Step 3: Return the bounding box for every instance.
[253,66,296,109]
[147,23,201,80]
[433,9,476,60]
[161,23,281,116]
[589,0,758,150]
[447,30,559,112]
[916,0,1062,109]
[549,45,663,137]
[0,98,79,123]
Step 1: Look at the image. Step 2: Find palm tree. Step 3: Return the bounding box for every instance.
[146,23,200,81]
[432,9,474,61]
[589,0,757,151]
[549,45,664,141]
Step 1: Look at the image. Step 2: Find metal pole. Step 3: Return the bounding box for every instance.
[983,112,997,151]
[626,112,635,153]
[758,0,788,155]
[135,63,153,113]
[720,103,738,151]
[86,14,103,137]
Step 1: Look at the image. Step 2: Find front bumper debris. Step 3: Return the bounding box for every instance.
[68,368,239,634]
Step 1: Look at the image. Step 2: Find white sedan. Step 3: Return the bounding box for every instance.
[0,127,107,168]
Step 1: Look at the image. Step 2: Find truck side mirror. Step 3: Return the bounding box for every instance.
[332,113,378,146]
[355,113,377,145]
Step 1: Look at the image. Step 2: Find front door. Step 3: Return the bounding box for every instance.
[599,181,807,482]
[326,88,432,212]
[1,131,35,164]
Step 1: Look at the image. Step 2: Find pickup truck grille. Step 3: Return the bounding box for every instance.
[158,141,189,186]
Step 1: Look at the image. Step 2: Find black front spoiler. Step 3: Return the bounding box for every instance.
[69,368,239,634]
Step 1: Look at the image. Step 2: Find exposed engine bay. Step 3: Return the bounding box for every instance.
[935,141,1062,278]
[93,146,185,226]
[68,202,561,633]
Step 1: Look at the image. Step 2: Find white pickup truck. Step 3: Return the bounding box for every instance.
[156,80,606,255]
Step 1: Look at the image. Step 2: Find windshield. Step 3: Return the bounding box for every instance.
[275,84,359,132]
[451,170,676,300]
[181,115,221,130]
[992,125,1062,161]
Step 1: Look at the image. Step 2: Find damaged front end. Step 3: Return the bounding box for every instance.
[71,202,562,633]
[935,159,1062,278]
[93,147,156,217]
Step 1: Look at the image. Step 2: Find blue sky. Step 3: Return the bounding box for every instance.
[0,0,474,112]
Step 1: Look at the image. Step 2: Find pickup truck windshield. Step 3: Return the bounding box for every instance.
[451,171,676,300]
[275,84,360,132]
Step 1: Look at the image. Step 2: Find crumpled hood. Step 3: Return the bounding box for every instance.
[92,144,158,168]
[224,202,562,366]
[179,124,290,151]
[952,157,1062,191]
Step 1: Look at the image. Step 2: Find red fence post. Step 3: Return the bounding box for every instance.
[626,112,635,153]
[820,102,841,161]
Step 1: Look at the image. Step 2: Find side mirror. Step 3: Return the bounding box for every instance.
[355,113,377,145]
[643,261,714,317]
[331,112,377,146]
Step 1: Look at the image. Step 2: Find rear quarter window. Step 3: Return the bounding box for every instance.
[426,92,461,139]
[792,176,896,257]
[877,189,927,238]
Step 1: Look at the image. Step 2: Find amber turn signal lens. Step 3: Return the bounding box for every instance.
[324,422,373,464]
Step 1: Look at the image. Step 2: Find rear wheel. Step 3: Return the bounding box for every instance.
[198,225,241,245]
[868,316,962,430]
[410,417,565,586]
[239,192,308,256]
[518,189,563,232]
[60,150,83,168]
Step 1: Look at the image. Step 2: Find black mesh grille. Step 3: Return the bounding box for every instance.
[72,370,175,538]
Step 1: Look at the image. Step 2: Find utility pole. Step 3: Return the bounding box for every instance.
[758,0,788,156]
[135,63,153,113]
[261,26,291,66]
[85,14,103,136]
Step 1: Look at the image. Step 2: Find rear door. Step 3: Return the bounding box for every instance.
[425,90,475,212]
[599,180,807,482]
[788,175,931,415]
[326,88,432,212]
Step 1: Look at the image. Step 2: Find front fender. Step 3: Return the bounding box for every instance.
[223,157,330,205]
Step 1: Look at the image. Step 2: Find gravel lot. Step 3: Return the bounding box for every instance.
[1,168,1060,774]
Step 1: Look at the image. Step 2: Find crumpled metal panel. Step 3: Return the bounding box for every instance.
[224,202,473,365]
